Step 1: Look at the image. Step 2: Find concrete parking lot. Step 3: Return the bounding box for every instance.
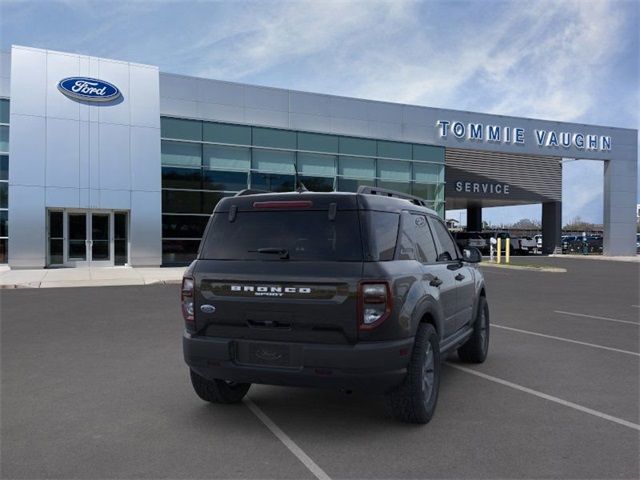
[1,257,638,479]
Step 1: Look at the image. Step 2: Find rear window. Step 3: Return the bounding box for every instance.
[200,210,363,261]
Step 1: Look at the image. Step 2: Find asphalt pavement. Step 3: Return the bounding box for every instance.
[1,256,638,479]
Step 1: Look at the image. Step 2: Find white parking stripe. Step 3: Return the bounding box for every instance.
[554,310,640,326]
[493,324,640,357]
[245,398,331,480]
[448,364,640,432]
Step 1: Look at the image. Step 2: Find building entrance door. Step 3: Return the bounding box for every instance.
[47,210,129,267]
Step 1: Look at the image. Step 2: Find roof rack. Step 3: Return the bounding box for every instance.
[234,189,270,197]
[356,186,428,207]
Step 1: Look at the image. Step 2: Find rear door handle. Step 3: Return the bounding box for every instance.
[455,273,465,281]
[429,277,443,287]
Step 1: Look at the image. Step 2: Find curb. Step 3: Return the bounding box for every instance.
[0,279,183,289]
[480,262,567,273]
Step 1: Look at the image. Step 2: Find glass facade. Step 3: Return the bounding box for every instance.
[0,99,8,263]
[160,116,445,265]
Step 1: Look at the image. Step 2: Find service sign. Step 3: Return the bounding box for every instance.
[57,77,121,102]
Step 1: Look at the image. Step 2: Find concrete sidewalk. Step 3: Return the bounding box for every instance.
[0,266,187,289]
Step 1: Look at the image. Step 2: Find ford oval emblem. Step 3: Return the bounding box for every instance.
[57,77,121,102]
[200,304,216,314]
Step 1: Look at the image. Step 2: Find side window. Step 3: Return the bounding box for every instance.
[363,211,399,261]
[428,216,459,262]
[397,213,438,263]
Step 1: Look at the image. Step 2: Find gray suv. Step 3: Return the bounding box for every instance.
[182,187,489,424]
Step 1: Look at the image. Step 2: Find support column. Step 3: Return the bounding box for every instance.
[467,205,482,231]
[542,201,562,254]
[603,158,637,256]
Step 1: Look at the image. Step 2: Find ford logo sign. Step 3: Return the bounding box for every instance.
[57,77,121,102]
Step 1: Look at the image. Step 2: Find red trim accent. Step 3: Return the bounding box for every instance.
[253,200,313,209]
[357,281,393,331]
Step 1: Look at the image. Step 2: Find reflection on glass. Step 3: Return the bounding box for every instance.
[68,214,86,260]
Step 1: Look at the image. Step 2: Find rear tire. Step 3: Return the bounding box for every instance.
[189,369,251,404]
[457,296,490,363]
[386,323,441,424]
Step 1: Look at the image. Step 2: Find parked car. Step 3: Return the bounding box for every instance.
[452,231,489,254]
[181,187,489,424]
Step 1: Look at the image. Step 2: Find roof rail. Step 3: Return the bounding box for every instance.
[234,189,270,197]
[356,186,429,207]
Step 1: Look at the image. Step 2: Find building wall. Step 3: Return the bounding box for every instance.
[8,46,162,268]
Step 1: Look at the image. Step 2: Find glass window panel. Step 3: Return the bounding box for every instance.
[0,238,6,263]
[252,127,296,149]
[161,140,201,167]
[338,156,375,179]
[48,239,62,265]
[0,183,6,208]
[429,216,459,261]
[297,132,339,153]
[203,144,250,171]
[250,172,295,192]
[0,155,7,181]
[336,178,374,193]
[203,192,233,214]
[298,176,334,192]
[0,210,7,237]
[48,211,63,238]
[203,122,251,145]
[413,144,445,163]
[162,190,202,214]
[68,214,87,260]
[162,215,209,239]
[297,153,336,177]
[0,126,8,153]
[114,213,128,266]
[252,149,295,174]
[377,159,411,181]
[413,163,443,183]
[412,182,440,201]
[162,239,200,265]
[339,137,376,157]
[202,170,247,191]
[162,167,202,190]
[0,99,9,124]
[378,141,411,160]
[161,117,202,141]
[376,180,411,194]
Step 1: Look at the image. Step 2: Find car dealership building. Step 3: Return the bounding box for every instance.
[0,45,637,268]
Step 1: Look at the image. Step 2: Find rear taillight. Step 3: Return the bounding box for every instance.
[358,282,392,330]
[181,277,195,329]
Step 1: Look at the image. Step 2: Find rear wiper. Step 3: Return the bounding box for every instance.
[249,247,290,259]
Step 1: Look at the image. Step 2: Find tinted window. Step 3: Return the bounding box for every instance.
[162,167,202,189]
[397,213,437,263]
[201,211,362,261]
[362,211,399,261]
[250,173,295,192]
[428,217,458,261]
[162,215,209,238]
[202,170,247,191]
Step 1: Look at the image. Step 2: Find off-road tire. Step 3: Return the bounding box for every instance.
[386,323,441,424]
[189,369,251,404]
[457,296,490,363]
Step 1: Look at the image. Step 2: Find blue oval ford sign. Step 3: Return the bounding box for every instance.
[57,77,121,102]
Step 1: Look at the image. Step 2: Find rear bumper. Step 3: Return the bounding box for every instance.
[183,333,413,393]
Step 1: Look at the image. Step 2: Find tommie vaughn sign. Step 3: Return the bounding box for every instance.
[57,77,121,102]
[436,120,612,152]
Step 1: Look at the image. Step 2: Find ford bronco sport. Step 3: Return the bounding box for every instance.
[182,187,489,423]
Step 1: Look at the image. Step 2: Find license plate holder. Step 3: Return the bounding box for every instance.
[236,341,296,368]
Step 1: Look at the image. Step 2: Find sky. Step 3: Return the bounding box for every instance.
[1,0,638,226]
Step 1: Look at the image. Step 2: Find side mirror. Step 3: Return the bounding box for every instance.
[462,247,482,263]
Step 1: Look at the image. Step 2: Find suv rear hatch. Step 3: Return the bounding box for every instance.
[192,195,364,344]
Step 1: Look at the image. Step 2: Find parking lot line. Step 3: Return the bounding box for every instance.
[554,310,640,326]
[245,398,331,480]
[448,364,640,432]
[493,324,640,357]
